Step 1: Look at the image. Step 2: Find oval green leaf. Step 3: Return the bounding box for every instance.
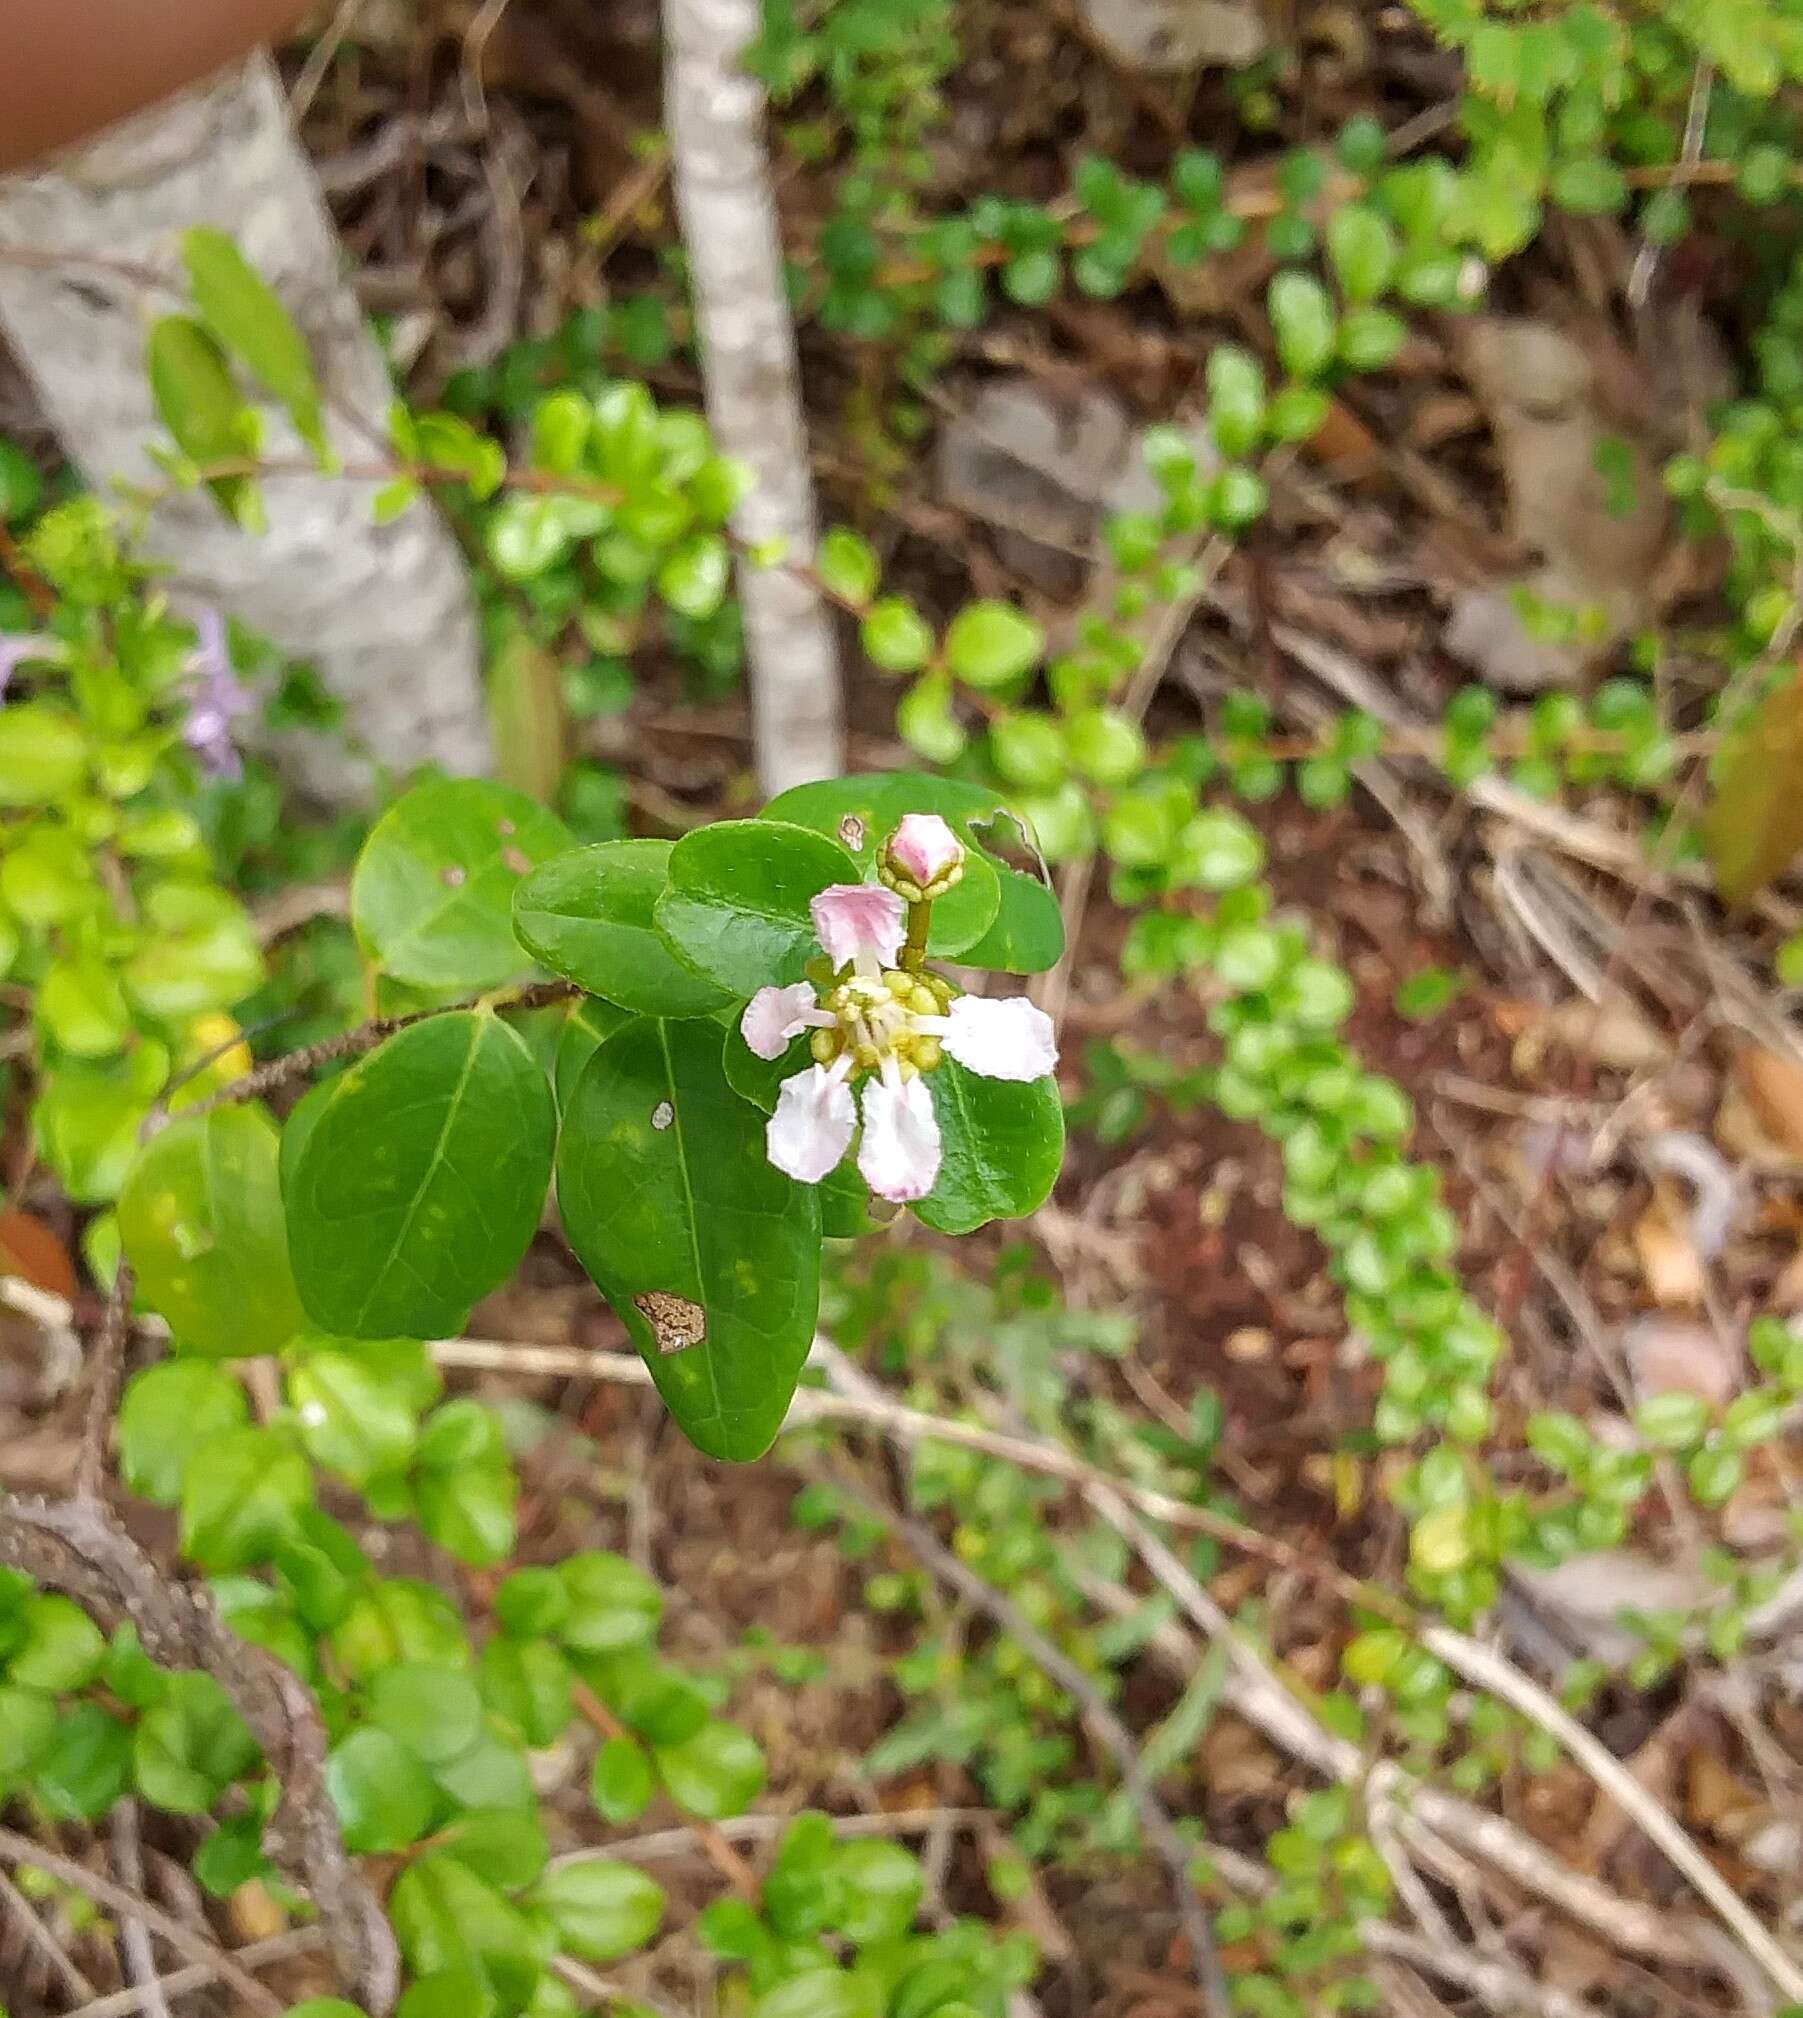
[352,779,571,990]
[119,1106,301,1357]
[556,1017,820,1460]
[282,1010,555,1338]
[654,820,857,996]
[513,839,732,1015]
[913,1059,1064,1234]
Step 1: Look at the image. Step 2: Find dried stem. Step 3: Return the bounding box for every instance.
[0,1824,285,2015]
[76,1259,135,1503]
[827,1472,1229,2018]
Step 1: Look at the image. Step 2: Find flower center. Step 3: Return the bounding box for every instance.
[809,969,952,1080]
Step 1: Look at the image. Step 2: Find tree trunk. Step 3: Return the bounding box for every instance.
[665,0,846,796]
[0,56,490,804]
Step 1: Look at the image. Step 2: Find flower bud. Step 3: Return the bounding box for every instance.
[880,812,965,900]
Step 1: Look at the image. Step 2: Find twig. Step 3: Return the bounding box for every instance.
[827,1473,1229,2018]
[0,1499,398,2008]
[76,1261,134,1502]
[62,1930,325,2018]
[664,0,844,793]
[548,1806,994,1871]
[175,977,580,1122]
[110,1805,172,2018]
[1416,1623,1803,2001]
[0,1826,284,2016]
[0,1860,97,2002]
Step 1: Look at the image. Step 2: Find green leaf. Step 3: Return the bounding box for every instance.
[120,1107,301,1358]
[943,602,1043,690]
[391,1853,543,2001]
[533,1859,665,1961]
[147,315,262,526]
[1267,272,1338,381]
[655,1717,766,1819]
[180,1427,312,1570]
[431,1727,535,1814]
[33,1704,131,1820]
[368,1662,485,1765]
[117,1360,248,1503]
[182,228,328,460]
[655,820,858,996]
[1324,205,1399,304]
[0,1688,57,1777]
[514,840,733,1016]
[754,1970,882,2018]
[1703,674,1803,903]
[557,1551,663,1655]
[123,881,263,1022]
[133,1672,258,1814]
[480,1636,573,1749]
[0,702,87,805]
[818,528,881,605]
[438,1809,549,1892]
[590,1737,655,1822]
[657,532,731,618]
[556,1017,820,1460]
[352,778,572,990]
[282,1010,555,1338]
[834,1840,924,1942]
[289,1349,418,1484]
[287,2004,370,2018]
[8,1595,105,1692]
[37,952,131,1057]
[861,597,934,673]
[553,997,632,1110]
[330,1578,469,1681]
[413,1400,518,1567]
[914,1060,1064,1234]
[761,773,1062,973]
[327,1727,438,1852]
[37,1045,171,1204]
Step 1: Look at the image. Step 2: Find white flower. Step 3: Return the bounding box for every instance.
[941,995,1057,1081]
[810,882,905,968]
[738,817,1060,1205]
[884,812,964,895]
[857,1070,941,1201]
[741,981,835,1061]
[766,1061,856,1183]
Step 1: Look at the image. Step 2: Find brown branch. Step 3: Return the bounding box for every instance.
[177,977,581,1122]
[0,1496,399,2011]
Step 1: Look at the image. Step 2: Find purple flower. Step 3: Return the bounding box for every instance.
[182,607,254,780]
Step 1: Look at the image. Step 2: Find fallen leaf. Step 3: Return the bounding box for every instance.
[1703,669,1803,903]
[1622,1313,1740,1405]
[1506,1551,1712,1666]
[0,1209,77,1300]
[1732,1041,1803,1158]
[1632,1189,1707,1308]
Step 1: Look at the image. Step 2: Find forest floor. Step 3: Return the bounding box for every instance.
[9,2,1803,2015]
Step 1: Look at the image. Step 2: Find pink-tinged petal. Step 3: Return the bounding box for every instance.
[889,812,964,887]
[741,982,819,1060]
[811,882,905,968]
[766,1065,856,1184]
[857,1073,941,1202]
[942,994,1058,1082]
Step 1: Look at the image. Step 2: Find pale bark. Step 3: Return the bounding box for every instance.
[665,0,845,795]
[0,57,490,803]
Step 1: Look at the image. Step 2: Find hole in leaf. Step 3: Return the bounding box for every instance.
[970,808,1051,889]
[635,1290,706,1355]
